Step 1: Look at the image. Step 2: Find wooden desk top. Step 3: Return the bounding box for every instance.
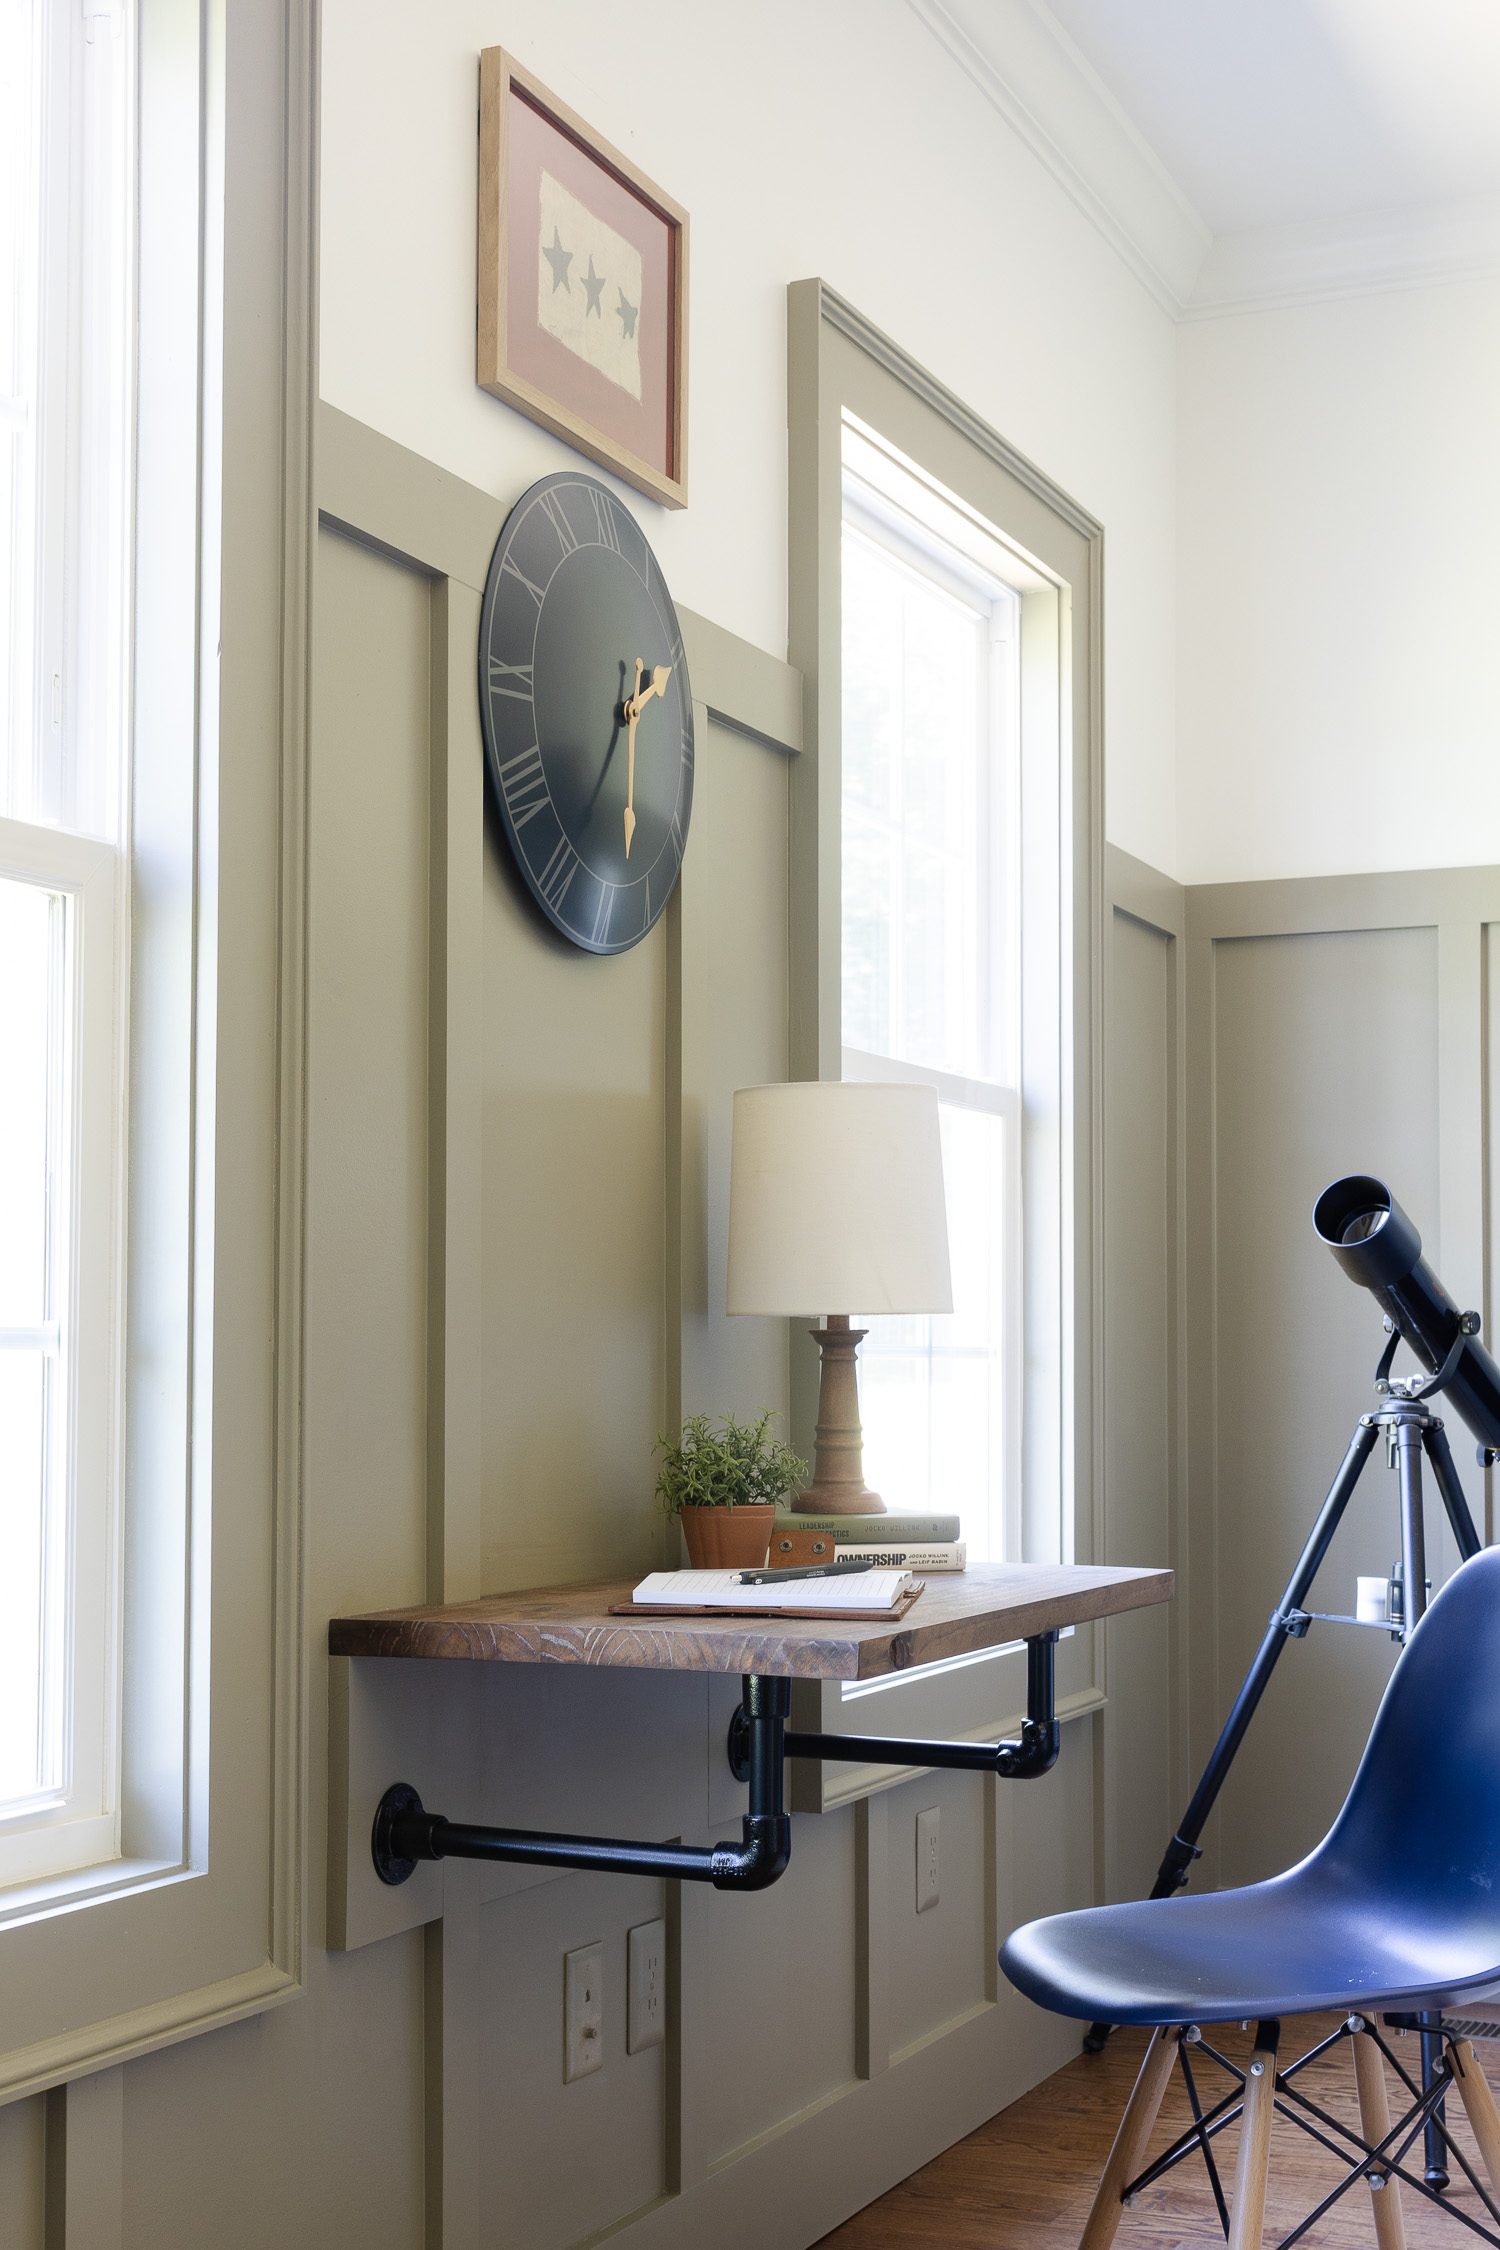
[328,1562,1172,1682]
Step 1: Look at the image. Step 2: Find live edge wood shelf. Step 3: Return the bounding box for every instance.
[329,1561,1172,1681]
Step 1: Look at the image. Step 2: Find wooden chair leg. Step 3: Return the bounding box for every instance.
[1227,2021,1280,2250]
[1079,2026,1180,2250]
[1352,2027,1406,2250]
[1450,2039,1500,2200]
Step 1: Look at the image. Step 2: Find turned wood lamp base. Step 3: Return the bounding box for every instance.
[791,1314,886,1515]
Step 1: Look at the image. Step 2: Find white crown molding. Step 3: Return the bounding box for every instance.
[905,0,1210,317]
[1185,193,1500,319]
[908,0,1500,321]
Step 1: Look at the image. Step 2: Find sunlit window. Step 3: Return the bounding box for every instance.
[0,0,132,1888]
[841,439,1021,1562]
[0,877,69,1811]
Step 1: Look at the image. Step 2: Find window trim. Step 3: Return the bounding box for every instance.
[0,0,315,2099]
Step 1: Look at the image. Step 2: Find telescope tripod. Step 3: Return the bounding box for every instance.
[1085,1326,1486,2190]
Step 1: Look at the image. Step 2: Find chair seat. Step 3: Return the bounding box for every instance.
[1002,1864,1500,2025]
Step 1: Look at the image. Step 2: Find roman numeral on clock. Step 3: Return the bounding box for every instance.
[536,490,578,556]
[497,745,549,831]
[537,836,579,913]
[488,657,533,700]
[500,553,546,609]
[589,488,621,552]
[591,883,617,947]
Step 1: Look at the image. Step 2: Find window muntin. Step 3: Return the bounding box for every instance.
[840,444,1024,1565]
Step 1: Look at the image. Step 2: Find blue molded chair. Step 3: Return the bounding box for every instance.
[1001,1544,1500,2250]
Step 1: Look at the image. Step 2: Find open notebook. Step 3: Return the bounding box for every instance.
[626,1567,916,1616]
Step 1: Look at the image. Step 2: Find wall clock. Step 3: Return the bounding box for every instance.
[479,469,694,954]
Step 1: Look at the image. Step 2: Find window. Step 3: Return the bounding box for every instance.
[839,416,1062,1566]
[1,0,132,1889]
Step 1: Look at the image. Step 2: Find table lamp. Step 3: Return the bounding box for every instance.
[726,1081,952,1514]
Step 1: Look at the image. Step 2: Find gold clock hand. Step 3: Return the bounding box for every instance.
[624,658,643,857]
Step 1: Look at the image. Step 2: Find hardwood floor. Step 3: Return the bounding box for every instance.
[815,2017,1500,2249]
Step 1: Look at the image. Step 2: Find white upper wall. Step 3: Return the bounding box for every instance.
[319,0,1181,876]
[1176,273,1500,884]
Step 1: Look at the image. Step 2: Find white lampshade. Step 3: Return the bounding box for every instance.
[727,1081,953,1317]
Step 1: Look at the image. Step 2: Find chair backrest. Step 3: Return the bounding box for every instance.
[1314,1544,1500,1929]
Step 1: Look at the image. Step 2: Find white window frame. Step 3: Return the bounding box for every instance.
[837,444,1030,1561]
[0,818,123,1886]
[835,412,1071,1572]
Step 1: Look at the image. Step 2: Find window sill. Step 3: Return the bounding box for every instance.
[0,1850,192,1935]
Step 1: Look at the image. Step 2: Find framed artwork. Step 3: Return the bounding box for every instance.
[478,50,689,510]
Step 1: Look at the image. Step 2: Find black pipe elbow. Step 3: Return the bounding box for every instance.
[711,1811,791,1891]
[994,1717,1061,1779]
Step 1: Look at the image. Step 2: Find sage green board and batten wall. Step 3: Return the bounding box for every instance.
[308,399,1151,2250]
[317,400,799,1600]
[1182,864,1500,1896]
[1103,849,1500,1907]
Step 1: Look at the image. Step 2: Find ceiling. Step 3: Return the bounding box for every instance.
[1040,0,1500,238]
[913,0,1500,313]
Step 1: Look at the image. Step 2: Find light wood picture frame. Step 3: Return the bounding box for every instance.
[478,49,689,510]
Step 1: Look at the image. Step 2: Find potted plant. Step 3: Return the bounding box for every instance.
[656,1412,808,1570]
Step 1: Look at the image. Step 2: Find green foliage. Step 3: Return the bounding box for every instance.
[655,1411,808,1516]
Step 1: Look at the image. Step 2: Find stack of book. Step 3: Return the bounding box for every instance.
[771,1511,965,1571]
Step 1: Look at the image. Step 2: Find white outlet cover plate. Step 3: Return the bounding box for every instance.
[564,1941,605,2081]
[627,1917,666,2054]
[916,1804,940,1913]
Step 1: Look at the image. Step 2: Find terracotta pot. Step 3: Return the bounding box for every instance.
[678,1503,776,1571]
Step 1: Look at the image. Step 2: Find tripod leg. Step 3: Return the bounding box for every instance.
[1396,1435,1447,2185]
[1153,1419,1380,1895]
[1397,1424,1429,1631]
[1083,1421,1379,2058]
[1422,1421,1483,1561]
[1419,2008,1449,2190]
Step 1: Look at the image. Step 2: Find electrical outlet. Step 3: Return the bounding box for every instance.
[916,1805,940,1913]
[564,1941,605,2082]
[627,1917,666,2054]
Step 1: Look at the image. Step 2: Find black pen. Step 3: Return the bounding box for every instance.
[736,1559,885,1585]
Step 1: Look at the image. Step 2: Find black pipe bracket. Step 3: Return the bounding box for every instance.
[728,1629,1062,1785]
[372,1673,792,1894]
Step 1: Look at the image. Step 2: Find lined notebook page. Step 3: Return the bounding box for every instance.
[629,1568,913,1611]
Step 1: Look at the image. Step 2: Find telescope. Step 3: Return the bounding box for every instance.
[1313,1174,1500,1462]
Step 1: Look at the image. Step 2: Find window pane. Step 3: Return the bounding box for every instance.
[1,0,43,822]
[0,875,53,1324]
[841,526,985,1078]
[857,1106,1007,1560]
[0,873,65,1808]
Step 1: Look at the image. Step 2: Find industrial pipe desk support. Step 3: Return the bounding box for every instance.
[371,1632,1061,1899]
[373,1674,791,1894]
[728,1629,1062,1785]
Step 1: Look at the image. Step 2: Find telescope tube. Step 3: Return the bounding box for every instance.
[1313,1174,1500,1454]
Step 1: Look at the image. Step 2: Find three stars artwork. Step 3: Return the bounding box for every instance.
[478,48,689,508]
[542,224,638,340]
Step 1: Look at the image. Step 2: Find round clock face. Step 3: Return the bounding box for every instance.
[479,471,694,955]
